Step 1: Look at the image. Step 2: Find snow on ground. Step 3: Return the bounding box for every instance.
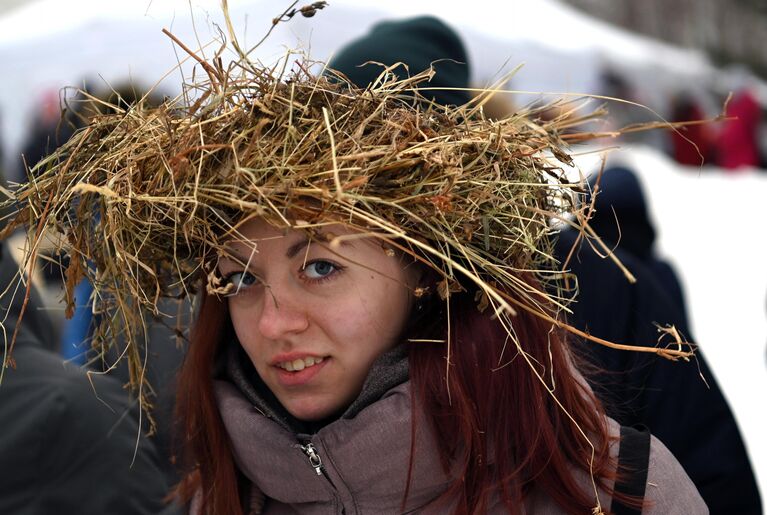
[1,0,765,507]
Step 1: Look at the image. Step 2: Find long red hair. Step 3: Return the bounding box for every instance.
[175,272,625,514]
[407,273,616,513]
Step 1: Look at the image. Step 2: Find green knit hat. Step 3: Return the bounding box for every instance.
[328,16,471,107]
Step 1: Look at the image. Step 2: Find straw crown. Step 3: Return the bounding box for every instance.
[0,41,595,393]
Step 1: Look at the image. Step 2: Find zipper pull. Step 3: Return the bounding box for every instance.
[300,442,324,476]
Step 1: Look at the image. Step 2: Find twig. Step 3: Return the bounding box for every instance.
[162,28,222,93]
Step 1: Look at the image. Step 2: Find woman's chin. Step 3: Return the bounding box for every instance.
[283,398,339,423]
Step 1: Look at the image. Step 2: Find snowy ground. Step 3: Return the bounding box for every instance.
[1,0,765,508]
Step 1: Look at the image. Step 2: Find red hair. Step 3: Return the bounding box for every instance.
[408,273,616,514]
[175,273,629,514]
[174,293,244,515]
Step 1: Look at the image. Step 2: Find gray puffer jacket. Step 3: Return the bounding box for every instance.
[192,380,707,514]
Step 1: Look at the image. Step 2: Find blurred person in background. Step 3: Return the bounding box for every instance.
[0,239,177,515]
[328,16,472,107]
[556,165,761,513]
[328,15,761,514]
[668,92,714,167]
[585,166,690,327]
[7,80,185,490]
[45,81,187,487]
[9,82,164,361]
[12,86,95,343]
[15,88,78,185]
[4,93,175,513]
[47,82,166,364]
[715,88,762,171]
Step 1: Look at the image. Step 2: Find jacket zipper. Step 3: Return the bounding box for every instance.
[297,439,350,514]
[300,442,324,476]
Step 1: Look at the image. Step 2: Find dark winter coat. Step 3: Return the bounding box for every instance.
[586,165,689,329]
[554,229,762,514]
[0,243,178,515]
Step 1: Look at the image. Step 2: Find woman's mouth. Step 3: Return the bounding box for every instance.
[273,355,329,387]
[276,356,325,372]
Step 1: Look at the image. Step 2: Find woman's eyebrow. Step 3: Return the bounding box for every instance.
[285,232,354,259]
[222,238,314,263]
[220,245,259,270]
[286,238,310,259]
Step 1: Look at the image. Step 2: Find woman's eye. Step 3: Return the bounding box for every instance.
[223,271,260,294]
[302,260,338,280]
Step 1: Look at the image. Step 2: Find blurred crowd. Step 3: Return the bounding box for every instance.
[0,11,764,515]
[597,67,767,171]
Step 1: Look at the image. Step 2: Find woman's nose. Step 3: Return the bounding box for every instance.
[256,287,310,339]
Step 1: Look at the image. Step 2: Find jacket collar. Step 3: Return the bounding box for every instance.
[214,379,451,513]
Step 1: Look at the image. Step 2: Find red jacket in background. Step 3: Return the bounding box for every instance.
[716,89,762,170]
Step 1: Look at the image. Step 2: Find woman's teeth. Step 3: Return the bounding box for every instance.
[278,356,325,372]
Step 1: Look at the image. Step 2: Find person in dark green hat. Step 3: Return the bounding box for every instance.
[328,16,471,108]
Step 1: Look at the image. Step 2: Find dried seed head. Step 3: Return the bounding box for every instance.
[413,286,429,298]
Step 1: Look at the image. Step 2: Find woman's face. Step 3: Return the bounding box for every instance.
[218,218,420,421]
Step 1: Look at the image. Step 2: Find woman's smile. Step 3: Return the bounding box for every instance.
[272,355,330,387]
[274,355,326,372]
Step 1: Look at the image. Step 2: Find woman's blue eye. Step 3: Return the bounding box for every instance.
[224,271,259,293]
[302,260,337,280]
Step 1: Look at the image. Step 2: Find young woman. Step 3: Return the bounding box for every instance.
[172,211,705,514]
[0,23,706,515]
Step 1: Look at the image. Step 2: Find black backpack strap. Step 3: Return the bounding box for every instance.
[610,425,651,515]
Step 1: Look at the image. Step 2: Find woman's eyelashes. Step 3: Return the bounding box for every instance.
[222,270,261,295]
[300,259,343,283]
[221,259,343,295]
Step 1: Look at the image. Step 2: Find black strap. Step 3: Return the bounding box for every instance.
[610,425,651,515]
